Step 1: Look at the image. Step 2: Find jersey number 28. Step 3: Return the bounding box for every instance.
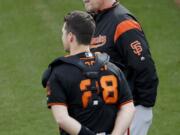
[80,75,118,108]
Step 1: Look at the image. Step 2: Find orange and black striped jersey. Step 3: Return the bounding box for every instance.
[90,2,159,107]
[44,52,133,135]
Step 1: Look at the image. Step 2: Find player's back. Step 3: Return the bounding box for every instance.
[46,52,132,134]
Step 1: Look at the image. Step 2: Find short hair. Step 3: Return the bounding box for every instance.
[64,10,96,45]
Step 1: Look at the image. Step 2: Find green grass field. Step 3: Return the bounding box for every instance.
[0,0,180,135]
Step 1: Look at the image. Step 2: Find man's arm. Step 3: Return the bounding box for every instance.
[51,105,81,135]
[111,102,135,135]
[51,105,96,135]
[110,66,135,135]
[114,19,159,107]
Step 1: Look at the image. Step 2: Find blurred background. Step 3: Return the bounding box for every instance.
[0,0,180,135]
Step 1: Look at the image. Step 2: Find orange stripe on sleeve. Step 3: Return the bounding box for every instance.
[114,19,142,43]
[118,100,133,109]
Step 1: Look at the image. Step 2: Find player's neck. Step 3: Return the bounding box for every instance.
[99,0,116,11]
[70,44,90,56]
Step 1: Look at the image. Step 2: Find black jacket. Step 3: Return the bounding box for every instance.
[90,2,159,107]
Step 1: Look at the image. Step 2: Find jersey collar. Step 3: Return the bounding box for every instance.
[92,2,119,22]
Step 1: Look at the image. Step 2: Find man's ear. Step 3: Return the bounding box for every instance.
[67,32,74,43]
